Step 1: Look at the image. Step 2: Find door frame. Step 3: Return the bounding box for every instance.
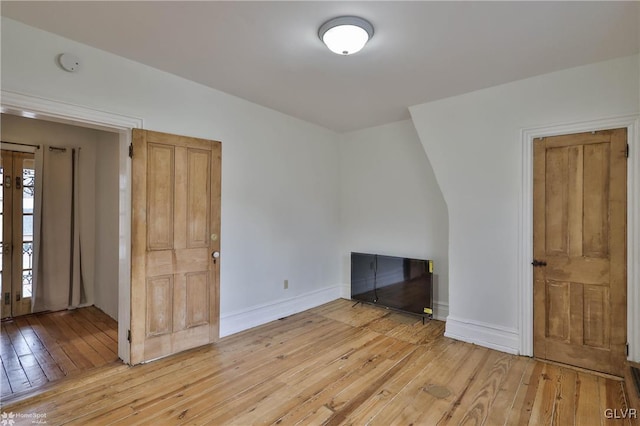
[519,114,640,362]
[1,89,143,364]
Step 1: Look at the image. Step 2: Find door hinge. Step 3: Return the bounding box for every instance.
[627,342,630,356]
[4,292,9,305]
[127,329,131,343]
[626,144,629,158]
[128,143,134,158]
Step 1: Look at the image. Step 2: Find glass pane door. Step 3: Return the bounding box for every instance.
[22,159,35,300]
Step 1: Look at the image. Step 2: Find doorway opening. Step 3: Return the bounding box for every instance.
[1,90,143,372]
[1,113,124,395]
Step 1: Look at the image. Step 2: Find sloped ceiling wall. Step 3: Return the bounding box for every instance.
[409,55,639,354]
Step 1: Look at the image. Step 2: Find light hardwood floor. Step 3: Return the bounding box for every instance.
[1,299,638,425]
[1,306,119,398]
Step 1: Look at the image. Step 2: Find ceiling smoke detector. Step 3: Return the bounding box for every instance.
[58,53,81,72]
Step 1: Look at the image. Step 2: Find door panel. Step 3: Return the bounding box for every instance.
[582,143,609,257]
[1,150,35,318]
[583,285,609,348]
[1,151,12,319]
[186,149,211,248]
[131,130,221,364]
[546,281,569,341]
[533,129,626,376]
[544,147,569,255]
[147,143,175,251]
[186,271,209,328]
[146,275,173,336]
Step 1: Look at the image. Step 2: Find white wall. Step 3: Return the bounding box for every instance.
[1,18,342,335]
[94,131,120,319]
[409,55,639,353]
[339,120,449,319]
[0,113,121,313]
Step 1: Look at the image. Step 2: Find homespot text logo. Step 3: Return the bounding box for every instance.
[1,412,47,425]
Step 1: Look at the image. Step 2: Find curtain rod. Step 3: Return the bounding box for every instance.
[1,140,41,149]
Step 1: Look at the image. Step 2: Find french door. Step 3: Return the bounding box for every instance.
[1,150,36,318]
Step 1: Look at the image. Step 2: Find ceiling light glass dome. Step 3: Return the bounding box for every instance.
[318,16,374,55]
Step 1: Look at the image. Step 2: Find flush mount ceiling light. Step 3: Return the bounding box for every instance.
[318,16,374,55]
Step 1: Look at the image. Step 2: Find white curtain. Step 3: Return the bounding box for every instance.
[32,147,85,312]
[70,149,84,307]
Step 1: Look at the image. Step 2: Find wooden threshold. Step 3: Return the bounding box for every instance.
[535,357,625,381]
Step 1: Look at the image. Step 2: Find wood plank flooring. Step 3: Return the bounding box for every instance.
[1,299,638,425]
[0,306,119,398]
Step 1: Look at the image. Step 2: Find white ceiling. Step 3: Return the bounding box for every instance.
[2,1,638,133]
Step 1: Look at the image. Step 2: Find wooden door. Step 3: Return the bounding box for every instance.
[1,150,36,318]
[130,130,221,364]
[533,129,627,376]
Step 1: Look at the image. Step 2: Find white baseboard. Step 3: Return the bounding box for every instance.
[220,286,342,337]
[339,284,351,299]
[433,301,448,321]
[445,316,519,355]
[221,285,450,338]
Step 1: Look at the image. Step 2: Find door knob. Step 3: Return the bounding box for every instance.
[531,259,547,267]
[212,251,220,264]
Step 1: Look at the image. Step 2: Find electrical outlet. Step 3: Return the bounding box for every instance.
[284,279,289,289]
